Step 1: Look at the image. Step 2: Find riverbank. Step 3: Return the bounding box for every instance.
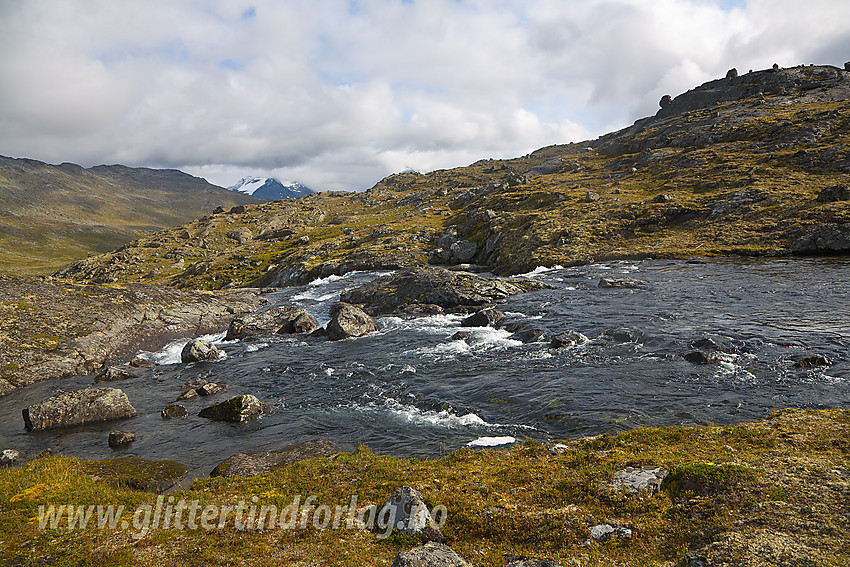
[1,408,847,566]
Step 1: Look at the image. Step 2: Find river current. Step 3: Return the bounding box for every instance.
[1,258,848,480]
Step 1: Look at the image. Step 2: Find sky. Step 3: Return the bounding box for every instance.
[1,0,848,192]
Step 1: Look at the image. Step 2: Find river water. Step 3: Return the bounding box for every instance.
[1,258,847,480]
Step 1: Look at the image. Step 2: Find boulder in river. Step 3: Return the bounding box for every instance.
[391,543,470,567]
[198,394,264,422]
[326,303,378,341]
[197,382,226,396]
[793,354,831,368]
[225,305,319,340]
[23,387,137,432]
[461,308,505,328]
[550,331,586,349]
[502,320,548,343]
[340,266,553,315]
[684,350,720,365]
[210,439,338,477]
[180,339,219,363]
[108,430,136,448]
[598,277,648,289]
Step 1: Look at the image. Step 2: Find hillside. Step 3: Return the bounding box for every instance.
[0,158,262,274]
[55,65,850,289]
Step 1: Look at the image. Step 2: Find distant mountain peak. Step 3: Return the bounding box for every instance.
[227,177,314,200]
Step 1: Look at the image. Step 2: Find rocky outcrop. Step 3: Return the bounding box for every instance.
[391,543,470,567]
[180,339,220,363]
[225,305,319,340]
[198,394,264,422]
[210,439,338,477]
[23,387,137,431]
[790,223,850,254]
[340,267,553,315]
[326,303,378,341]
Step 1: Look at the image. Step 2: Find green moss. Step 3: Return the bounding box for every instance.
[661,462,756,498]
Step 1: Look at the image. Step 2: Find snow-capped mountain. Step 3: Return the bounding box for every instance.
[227,177,314,200]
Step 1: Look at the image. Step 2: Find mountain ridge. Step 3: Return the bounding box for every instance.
[228,177,315,200]
[46,64,850,288]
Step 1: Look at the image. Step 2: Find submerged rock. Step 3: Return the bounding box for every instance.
[793,355,831,368]
[550,331,586,349]
[210,439,339,477]
[341,266,553,315]
[82,456,188,493]
[326,302,378,341]
[461,308,506,328]
[684,350,721,365]
[502,320,548,343]
[598,277,648,289]
[391,543,470,567]
[180,339,219,363]
[225,305,319,340]
[198,394,264,422]
[96,365,149,382]
[23,387,137,431]
[161,404,188,419]
[108,430,136,448]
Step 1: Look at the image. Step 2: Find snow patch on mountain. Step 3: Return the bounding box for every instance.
[227,177,314,200]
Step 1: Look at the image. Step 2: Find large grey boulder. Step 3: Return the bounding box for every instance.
[450,240,479,263]
[23,387,137,431]
[326,303,378,341]
[340,267,553,315]
[198,394,264,422]
[790,223,850,254]
[391,543,470,567]
[180,339,219,363]
[225,305,319,340]
[210,439,338,477]
[379,486,439,537]
[461,308,505,328]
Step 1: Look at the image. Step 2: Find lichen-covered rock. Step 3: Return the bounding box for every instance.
[326,303,378,341]
[340,267,553,316]
[82,457,188,493]
[225,305,319,340]
[606,465,668,493]
[180,339,219,363]
[108,430,136,448]
[1,449,20,467]
[198,394,264,422]
[23,387,137,431]
[210,439,338,477]
[590,523,633,542]
[379,486,439,537]
[391,543,470,567]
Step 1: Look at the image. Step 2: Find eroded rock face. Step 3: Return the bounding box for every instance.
[790,223,850,254]
[326,303,378,341]
[210,439,338,477]
[198,394,264,422]
[391,543,470,567]
[340,267,553,315]
[23,387,137,431]
[225,305,319,340]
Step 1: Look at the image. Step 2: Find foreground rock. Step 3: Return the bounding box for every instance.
[1,449,20,466]
[23,387,137,431]
[210,439,338,477]
[341,267,553,315]
[198,394,264,422]
[391,543,470,567]
[180,339,219,363]
[82,456,188,493]
[326,303,378,341]
[224,305,319,340]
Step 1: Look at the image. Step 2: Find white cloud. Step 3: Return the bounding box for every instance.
[0,0,848,191]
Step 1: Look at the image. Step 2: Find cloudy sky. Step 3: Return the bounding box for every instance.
[1,0,848,191]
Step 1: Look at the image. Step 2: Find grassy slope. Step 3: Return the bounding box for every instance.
[53,67,850,289]
[1,409,847,566]
[0,158,262,275]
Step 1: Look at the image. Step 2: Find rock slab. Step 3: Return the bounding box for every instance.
[210,439,338,477]
[23,387,137,431]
